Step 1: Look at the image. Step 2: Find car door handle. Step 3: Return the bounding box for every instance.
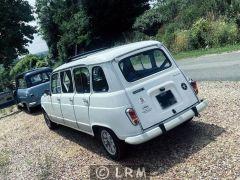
[57,98,60,101]
[82,98,89,105]
[69,98,73,102]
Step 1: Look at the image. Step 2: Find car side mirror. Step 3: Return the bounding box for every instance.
[44,89,51,96]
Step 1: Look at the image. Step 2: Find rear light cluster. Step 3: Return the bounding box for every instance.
[190,80,198,94]
[126,108,139,126]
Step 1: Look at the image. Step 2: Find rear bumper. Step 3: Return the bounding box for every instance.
[125,99,208,145]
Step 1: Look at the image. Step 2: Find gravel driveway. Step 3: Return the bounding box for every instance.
[0,82,239,179]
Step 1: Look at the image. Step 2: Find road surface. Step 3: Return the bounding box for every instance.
[177,51,240,81]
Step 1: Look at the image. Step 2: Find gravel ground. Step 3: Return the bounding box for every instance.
[0,81,239,179]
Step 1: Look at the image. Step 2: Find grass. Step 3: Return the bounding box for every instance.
[173,44,240,60]
[0,150,11,168]
[0,105,18,119]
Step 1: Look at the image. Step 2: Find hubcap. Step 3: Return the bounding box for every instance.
[101,130,116,155]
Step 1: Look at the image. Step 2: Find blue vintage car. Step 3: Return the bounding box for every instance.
[15,67,52,113]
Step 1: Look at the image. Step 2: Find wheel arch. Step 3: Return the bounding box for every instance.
[92,124,118,139]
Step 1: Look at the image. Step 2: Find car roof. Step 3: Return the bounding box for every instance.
[53,40,161,72]
[16,67,52,79]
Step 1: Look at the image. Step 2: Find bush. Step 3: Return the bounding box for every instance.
[211,20,238,46]
[188,18,212,49]
[188,18,238,49]
[133,8,165,36]
[157,18,239,52]
[156,23,178,49]
[172,30,190,52]
[10,55,48,77]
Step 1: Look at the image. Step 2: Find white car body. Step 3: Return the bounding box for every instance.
[41,40,208,146]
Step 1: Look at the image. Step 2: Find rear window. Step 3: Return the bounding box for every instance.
[29,72,51,87]
[119,49,172,82]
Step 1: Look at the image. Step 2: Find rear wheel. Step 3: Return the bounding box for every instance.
[99,128,126,160]
[43,111,58,130]
[26,104,32,113]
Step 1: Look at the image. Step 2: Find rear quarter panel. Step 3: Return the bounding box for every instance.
[89,63,143,140]
[17,81,50,106]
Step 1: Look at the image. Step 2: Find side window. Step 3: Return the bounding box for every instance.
[73,67,90,93]
[30,73,42,86]
[60,70,73,93]
[51,73,61,94]
[92,66,109,92]
[18,78,27,89]
[42,72,50,82]
[154,50,171,68]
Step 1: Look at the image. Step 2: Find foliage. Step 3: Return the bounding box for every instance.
[133,8,165,36]
[158,18,239,52]
[35,0,240,64]
[188,18,238,50]
[36,0,149,63]
[0,65,11,90]
[136,0,240,44]
[172,30,190,52]
[0,0,36,68]
[10,55,48,77]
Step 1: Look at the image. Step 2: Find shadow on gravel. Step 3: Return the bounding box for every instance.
[20,106,43,116]
[54,120,225,175]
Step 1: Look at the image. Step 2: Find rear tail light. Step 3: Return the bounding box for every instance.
[126,108,139,126]
[190,80,198,94]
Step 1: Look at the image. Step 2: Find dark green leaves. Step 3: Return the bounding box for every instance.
[0,0,36,68]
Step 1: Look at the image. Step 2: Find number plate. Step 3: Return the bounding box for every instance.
[156,90,177,109]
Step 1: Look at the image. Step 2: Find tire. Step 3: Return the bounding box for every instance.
[99,128,126,160]
[17,104,23,111]
[26,104,32,113]
[43,110,58,130]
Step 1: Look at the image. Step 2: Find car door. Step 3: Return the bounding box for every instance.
[60,69,78,129]
[72,67,91,133]
[50,73,64,124]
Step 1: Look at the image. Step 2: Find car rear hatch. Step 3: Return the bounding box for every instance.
[114,46,199,130]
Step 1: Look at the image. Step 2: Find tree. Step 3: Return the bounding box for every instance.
[133,8,166,36]
[36,0,61,60]
[36,0,89,63]
[82,0,149,47]
[36,0,149,63]
[0,0,36,68]
[10,55,48,77]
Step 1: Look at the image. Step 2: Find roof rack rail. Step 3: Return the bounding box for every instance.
[67,47,109,62]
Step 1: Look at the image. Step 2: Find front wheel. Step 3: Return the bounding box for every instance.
[43,110,58,130]
[99,128,126,160]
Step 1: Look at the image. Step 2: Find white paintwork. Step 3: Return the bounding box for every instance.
[53,41,161,72]
[125,100,208,145]
[41,40,208,145]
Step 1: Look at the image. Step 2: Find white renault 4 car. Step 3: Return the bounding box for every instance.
[41,41,208,160]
